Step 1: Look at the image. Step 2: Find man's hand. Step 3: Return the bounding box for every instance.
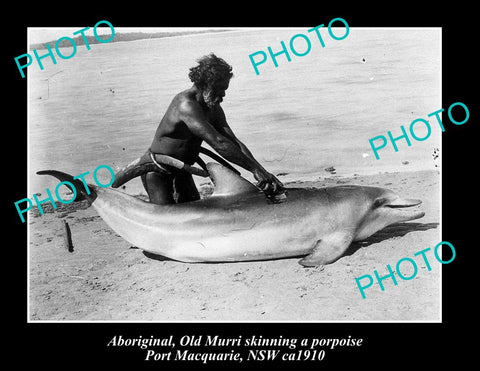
[253,168,285,195]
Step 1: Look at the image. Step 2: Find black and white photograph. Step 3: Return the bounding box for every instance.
[26,25,442,322]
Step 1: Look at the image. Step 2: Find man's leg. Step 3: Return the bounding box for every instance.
[141,172,175,205]
[174,173,200,203]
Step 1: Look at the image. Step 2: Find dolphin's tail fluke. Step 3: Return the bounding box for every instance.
[36,170,97,203]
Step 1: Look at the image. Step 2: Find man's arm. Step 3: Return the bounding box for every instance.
[178,100,259,173]
[211,105,284,193]
[212,105,268,172]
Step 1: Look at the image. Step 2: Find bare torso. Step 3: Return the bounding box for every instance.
[150,88,221,165]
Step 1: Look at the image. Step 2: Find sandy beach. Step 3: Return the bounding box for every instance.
[28,168,440,322]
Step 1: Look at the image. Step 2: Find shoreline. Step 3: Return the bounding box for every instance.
[29,29,234,51]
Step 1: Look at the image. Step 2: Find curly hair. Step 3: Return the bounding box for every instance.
[188,53,233,89]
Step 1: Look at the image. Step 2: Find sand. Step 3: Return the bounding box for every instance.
[28,168,440,322]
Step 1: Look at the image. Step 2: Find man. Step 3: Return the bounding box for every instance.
[142,53,284,205]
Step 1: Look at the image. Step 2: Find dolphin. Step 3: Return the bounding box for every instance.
[38,163,425,266]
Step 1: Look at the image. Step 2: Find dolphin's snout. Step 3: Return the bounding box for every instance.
[383,196,425,222]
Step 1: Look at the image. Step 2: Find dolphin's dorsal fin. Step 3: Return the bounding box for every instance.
[207,162,260,197]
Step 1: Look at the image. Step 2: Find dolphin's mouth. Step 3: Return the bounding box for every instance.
[385,198,422,208]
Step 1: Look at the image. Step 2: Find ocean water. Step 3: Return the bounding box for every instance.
[28,27,441,195]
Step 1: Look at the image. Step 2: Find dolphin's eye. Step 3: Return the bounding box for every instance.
[373,197,387,208]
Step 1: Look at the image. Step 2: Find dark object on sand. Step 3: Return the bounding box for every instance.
[62,220,74,252]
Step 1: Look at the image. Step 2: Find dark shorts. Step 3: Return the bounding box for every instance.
[141,169,200,205]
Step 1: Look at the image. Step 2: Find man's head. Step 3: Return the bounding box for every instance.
[189,53,233,108]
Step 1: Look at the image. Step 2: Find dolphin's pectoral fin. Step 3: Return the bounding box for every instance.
[299,232,354,267]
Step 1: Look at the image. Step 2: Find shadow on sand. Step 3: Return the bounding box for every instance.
[345,221,439,257]
[142,250,174,262]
